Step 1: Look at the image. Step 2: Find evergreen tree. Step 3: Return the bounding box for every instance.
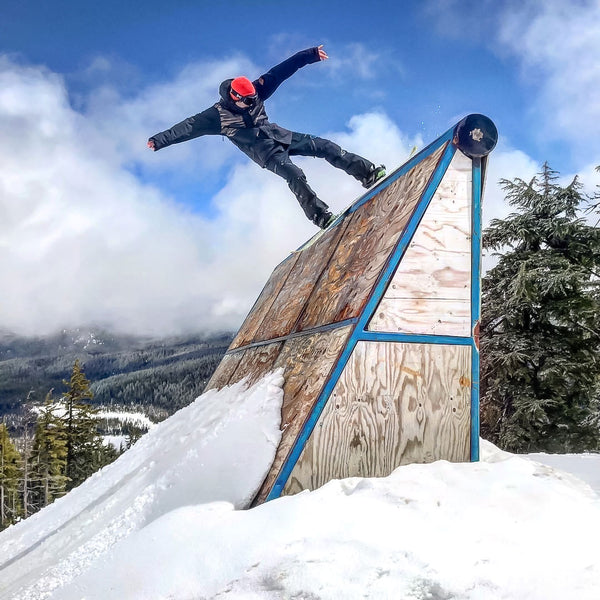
[124,424,145,449]
[63,360,105,489]
[27,390,68,511]
[481,163,600,452]
[0,423,23,530]
[19,409,34,519]
[591,165,600,225]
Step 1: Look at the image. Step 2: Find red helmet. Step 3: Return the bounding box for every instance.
[230,77,257,104]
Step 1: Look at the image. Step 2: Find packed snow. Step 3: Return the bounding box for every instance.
[524,452,600,496]
[0,370,285,599]
[0,370,598,600]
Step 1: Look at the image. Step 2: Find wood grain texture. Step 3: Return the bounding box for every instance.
[296,144,448,332]
[201,342,285,391]
[229,342,284,387]
[283,340,471,495]
[378,251,471,300]
[253,325,352,505]
[256,220,350,342]
[204,351,245,391]
[230,254,300,349]
[369,151,472,336]
[371,297,471,336]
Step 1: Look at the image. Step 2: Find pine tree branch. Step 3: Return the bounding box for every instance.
[566,319,600,340]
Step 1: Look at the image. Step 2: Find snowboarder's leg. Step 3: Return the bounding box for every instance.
[265,154,333,228]
[288,132,384,188]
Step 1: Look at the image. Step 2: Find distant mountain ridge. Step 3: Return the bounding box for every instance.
[0,329,232,424]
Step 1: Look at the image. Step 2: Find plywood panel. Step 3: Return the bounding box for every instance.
[380,251,471,300]
[297,143,448,332]
[207,342,284,392]
[371,298,471,336]
[256,219,349,342]
[369,150,472,335]
[230,254,300,349]
[283,341,471,495]
[253,325,352,504]
[230,342,284,387]
[204,350,245,391]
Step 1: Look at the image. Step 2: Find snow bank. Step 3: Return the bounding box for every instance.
[51,439,600,600]
[0,370,285,600]
[525,451,600,496]
[2,377,600,600]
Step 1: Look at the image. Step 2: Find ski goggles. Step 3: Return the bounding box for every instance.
[230,90,257,105]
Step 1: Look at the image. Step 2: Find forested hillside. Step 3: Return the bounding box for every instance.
[0,329,232,425]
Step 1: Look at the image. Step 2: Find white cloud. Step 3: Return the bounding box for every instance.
[83,54,257,174]
[0,57,231,336]
[481,145,600,230]
[560,161,600,227]
[1,51,551,338]
[326,43,382,81]
[482,140,540,226]
[290,112,423,215]
[480,141,540,272]
[576,162,600,191]
[479,142,600,271]
[265,36,402,84]
[0,56,425,338]
[496,1,600,151]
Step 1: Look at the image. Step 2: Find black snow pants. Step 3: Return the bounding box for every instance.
[264,132,375,224]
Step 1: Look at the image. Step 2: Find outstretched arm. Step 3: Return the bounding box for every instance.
[255,45,328,101]
[148,106,220,151]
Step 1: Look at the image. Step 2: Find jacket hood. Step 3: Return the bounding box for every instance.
[219,79,234,102]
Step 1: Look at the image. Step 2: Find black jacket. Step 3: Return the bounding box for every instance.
[149,47,321,167]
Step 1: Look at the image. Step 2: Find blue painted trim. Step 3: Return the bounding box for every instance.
[470,158,483,462]
[358,331,472,346]
[471,344,480,462]
[267,140,458,501]
[266,336,359,501]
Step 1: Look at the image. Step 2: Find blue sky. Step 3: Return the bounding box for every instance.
[1,1,532,158]
[0,1,579,165]
[1,0,599,336]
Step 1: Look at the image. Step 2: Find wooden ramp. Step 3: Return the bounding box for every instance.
[206,114,498,504]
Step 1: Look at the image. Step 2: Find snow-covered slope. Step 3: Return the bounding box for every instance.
[1,371,599,600]
[0,370,285,600]
[525,451,600,496]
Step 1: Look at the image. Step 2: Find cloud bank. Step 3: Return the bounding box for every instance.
[0,56,421,337]
[496,1,600,149]
[0,52,551,338]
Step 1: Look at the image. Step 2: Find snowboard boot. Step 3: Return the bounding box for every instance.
[312,210,336,230]
[362,165,386,189]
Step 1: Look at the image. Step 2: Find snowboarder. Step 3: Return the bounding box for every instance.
[147,45,386,229]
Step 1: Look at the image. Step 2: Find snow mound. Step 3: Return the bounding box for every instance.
[525,450,600,496]
[2,379,599,600]
[58,441,599,600]
[0,370,285,600]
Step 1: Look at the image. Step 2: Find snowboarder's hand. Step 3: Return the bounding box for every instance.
[147,139,155,151]
[318,45,328,61]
